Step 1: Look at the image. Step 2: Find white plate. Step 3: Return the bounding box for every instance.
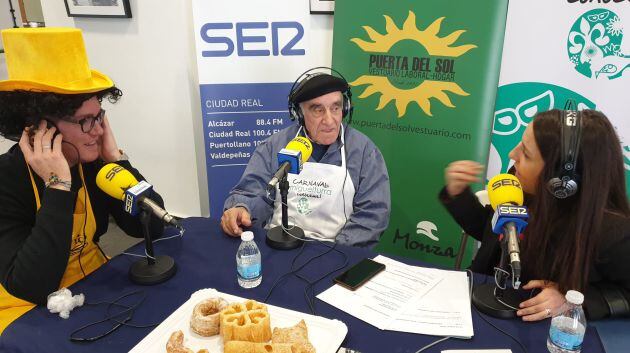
[129,288,348,353]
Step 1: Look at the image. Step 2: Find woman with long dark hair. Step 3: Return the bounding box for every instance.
[0,28,164,332]
[441,109,630,321]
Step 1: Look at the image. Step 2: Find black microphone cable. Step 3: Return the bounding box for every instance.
[263,126,352,315]
[69,290,159,342]
[293,135,351,314]
[415,271,529,353]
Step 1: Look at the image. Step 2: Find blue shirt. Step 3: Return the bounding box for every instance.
[224,123,391,248]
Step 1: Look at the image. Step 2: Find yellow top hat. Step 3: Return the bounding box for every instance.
[0,27,113,94]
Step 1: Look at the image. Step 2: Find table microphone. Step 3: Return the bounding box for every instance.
[96,163,179,228]
[487,173,529,288]
[267,137,313,191]
[266,136,312,250]
[96,163,177,285]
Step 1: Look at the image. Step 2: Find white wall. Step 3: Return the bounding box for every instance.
[1,1,334,218]
[0,0,19,151]
[13,0,208,217]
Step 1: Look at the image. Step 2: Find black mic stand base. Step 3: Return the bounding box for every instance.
[266,226,305,250]
[472,283,521,319]
[129,255,177,285]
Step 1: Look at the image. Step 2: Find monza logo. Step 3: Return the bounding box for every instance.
[567,9,629,80]
[416,220,439,241]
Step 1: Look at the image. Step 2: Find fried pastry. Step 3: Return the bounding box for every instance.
[165,330,209,353]
[220,300,272,343]
[224,341,293,353]
[272,320,315,353]
[190,297,228,336]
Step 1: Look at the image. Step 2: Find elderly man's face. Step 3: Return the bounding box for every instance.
[300,91,343,145]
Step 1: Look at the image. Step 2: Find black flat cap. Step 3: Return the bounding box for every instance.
[291,74,348,104]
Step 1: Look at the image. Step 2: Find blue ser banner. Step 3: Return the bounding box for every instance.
[191,0,330,216]
[200,83,291,217]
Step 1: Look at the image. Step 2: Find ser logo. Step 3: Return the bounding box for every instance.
[497,205,528,215]
[105,165,124,181]
[491,178,521,190]
[124,194,134,214]
[200,21,305,57]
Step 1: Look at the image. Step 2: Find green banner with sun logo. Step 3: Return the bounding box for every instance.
[332,0,508,267]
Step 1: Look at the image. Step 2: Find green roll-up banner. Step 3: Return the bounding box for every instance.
[333,0,508,267]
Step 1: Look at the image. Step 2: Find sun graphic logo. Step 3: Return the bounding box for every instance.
[488,83,595,177]
[416,220,439,241]
[349,11,476,117]
[567,9,629,80]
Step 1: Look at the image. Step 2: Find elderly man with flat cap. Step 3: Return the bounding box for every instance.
[221,71,390,248]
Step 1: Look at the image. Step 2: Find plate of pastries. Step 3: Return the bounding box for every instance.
[129,288,348,353]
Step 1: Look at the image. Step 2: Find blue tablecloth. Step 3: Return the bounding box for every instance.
[0,218,606,353]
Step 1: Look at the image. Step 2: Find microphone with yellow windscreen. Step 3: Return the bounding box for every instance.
[487,173,524,210]
[472,173,529,317]
[96,163,179,227]
[266,136,313,250]
[267,137,313,190]
[285,136,313,164]
[96,163,178,285]
[486,173,529,291]
[96,163,139,201]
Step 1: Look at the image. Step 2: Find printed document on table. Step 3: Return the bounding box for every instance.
[317,255,442,329]
[386,266,474,338]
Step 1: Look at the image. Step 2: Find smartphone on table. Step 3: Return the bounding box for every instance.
[333,258,386,291]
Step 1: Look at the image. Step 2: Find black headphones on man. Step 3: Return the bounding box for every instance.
[547,100,582,199]
[288,66,354,127]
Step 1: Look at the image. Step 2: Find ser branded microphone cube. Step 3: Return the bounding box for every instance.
[124,180,153,216]
[491,205,529,235]
[277,148,303,174]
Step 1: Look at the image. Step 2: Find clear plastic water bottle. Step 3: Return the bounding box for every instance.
[236,231,262,288]
[547,290,587,353]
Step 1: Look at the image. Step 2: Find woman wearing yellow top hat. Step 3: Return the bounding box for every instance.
[0,27,165,333]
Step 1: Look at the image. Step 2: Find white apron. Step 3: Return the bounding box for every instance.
[268,126,355,241]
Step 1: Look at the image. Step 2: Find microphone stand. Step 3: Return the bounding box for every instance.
[266,174,305,250]
[129,208,177,285]
[8,0,19,28]
[471,239,522,319]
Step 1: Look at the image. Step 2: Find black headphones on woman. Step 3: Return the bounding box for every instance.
[288,66,354,127]
[547,101,582,199]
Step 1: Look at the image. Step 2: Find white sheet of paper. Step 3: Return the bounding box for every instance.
[317,256,442,329]
[318,255,474,338]
[386,267,474,337]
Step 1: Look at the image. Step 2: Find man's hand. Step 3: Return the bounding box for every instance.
[517,280,566,321]
[221,207,252,237]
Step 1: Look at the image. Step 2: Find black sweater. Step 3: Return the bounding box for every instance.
[440,187,630,320]
[0,144,164,305]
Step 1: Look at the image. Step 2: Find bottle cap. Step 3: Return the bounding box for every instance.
[565,290,584,305]
[241,231,254,242]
